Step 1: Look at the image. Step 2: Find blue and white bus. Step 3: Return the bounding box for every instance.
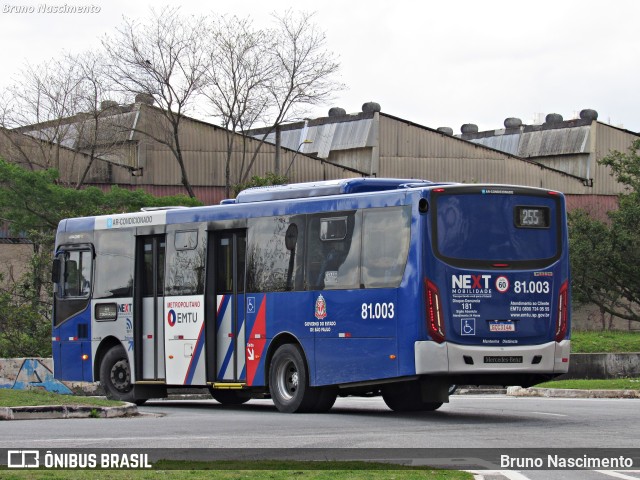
[51,178,571,412]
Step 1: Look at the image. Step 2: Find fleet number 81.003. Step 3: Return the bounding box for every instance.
[513,280,550,294]
[361,302,395,319]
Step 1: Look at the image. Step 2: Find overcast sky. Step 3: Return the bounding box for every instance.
[1,0,639,133]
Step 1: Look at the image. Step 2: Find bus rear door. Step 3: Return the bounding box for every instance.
[209,230,247,383]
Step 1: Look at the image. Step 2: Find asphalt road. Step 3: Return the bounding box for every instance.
[1,394,638,449]
[2,395,638,479]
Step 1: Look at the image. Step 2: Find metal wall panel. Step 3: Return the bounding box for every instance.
[592,123,638,195]
[532,154,591,179]
[565,194,618,221]
[378,115,590,194]
[118,106,361,191]
[378,156,591,194]
[325,148,376,175]
[381,115,506,161]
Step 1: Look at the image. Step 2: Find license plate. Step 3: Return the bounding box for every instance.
[489,322,515,332]
[484,356,523,364]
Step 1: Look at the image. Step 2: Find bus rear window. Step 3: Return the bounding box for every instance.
[434,193,560,265]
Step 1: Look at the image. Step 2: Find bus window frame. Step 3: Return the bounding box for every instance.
[53,243,94,327]
[54,244,94,299]
[305,210,360,291]
[360,205,412,289]
[430,187,564,270]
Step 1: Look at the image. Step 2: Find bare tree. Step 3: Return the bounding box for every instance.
[240,10,344,183]
[68,52,132,188]
[203,15,275,197]
[0,53,136,188]
[0,91,35,170]
[0,57,85,173]
[102,6,209,198]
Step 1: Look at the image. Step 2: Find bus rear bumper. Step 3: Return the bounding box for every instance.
[415,340,571,375]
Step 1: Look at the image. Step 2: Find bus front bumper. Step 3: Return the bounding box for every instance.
[415,340,571,375]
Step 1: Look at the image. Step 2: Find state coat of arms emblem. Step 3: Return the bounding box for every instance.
[315,294,327,320]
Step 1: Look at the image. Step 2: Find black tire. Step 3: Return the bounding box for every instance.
[448,384,458,395]
[382,381,443,412]
[208,388,251,406]
[100,345,136,403]
[269,344,318,413]
[313,387,338,413]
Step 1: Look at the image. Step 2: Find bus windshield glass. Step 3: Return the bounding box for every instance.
[434,191,560,263]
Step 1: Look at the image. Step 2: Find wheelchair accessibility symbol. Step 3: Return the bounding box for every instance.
[247,297,256,314]
[461,318,476,336]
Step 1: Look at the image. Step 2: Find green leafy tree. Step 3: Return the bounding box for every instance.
[0,269,52,357]
[569,139,640,326]
[233,172,288,196]
[0,158,200,232]
[0,158,201,356]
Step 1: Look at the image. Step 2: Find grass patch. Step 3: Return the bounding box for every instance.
[0,389,123,408]
[536,378,640,390]
[0,461,473,480]
[155,460,473,473]
[570,330,640,353]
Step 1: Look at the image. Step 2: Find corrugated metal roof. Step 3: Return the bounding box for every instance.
[466,133,521,156]
[22,110,138,149]
[251,117,375,159]
[313,123,337,158]
[461,125,592,158]
[518,126,591,157]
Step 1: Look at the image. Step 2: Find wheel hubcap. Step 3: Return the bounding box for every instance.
[110,359,131,393]
[276,360,298,401]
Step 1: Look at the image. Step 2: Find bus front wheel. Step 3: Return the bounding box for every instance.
[100,345,136,404]
[269,344,319,413]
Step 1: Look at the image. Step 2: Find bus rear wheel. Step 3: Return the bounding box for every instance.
[382,381,443,412]
[100,345,136,403]
[313,387,337,412]
[269,344,319,413]
[208,388,252,405]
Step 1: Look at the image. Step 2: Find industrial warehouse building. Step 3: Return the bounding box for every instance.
[249,103,638,220]
[4,97,635,211]
[0,96,360,205]
[1,98,639,328]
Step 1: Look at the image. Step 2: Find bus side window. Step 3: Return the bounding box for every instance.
[166,230,204,296]
[361,206,411,288]
[306,212,360,290]
[93,230,134,299]
[247,216,305,292]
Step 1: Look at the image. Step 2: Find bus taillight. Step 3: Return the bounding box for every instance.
[555,280,569,342]
[425,279,445,343]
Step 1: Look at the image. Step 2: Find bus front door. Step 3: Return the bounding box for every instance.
[135,235,166,382]
[209,231,247,383]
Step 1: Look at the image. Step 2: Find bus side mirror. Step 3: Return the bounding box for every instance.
[51,258,61,283]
